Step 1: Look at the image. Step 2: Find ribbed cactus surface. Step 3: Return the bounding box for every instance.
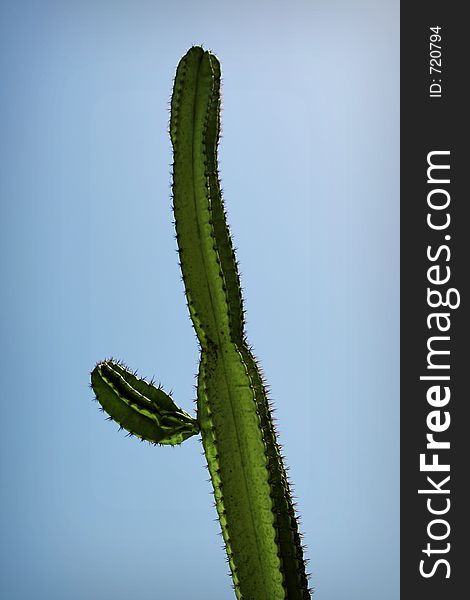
[91,46,311,600]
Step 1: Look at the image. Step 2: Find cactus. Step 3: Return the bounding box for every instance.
[91,46,311,600]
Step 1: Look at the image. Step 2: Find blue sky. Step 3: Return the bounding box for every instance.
[0,1,399,598]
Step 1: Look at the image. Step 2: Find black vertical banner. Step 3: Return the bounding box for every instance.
[401,3,468,599]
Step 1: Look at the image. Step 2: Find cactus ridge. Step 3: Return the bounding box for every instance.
[90,45,311,599]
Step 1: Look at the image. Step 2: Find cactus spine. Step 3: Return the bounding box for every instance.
[91,46,311,600]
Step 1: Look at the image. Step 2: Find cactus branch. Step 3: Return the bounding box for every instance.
[91,360,199,445]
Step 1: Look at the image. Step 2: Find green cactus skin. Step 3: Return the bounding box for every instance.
[91,46,311,600]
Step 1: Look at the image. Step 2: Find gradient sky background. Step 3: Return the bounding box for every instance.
[0,1,399,598]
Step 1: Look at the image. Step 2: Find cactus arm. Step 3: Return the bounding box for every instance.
[91,360,199,445]
[170,47,310,599]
